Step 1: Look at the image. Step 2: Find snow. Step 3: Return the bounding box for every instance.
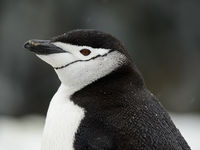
[0,114,199,150]
[0,116,44,150]
[171,114,200,150]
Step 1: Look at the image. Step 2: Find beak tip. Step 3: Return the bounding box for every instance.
[24,41,31,49]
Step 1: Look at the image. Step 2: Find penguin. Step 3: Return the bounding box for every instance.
[24,29,190,150]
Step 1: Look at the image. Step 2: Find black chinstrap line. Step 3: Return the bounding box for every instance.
[54,50,114,70]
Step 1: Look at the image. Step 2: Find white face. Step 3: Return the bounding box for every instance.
[37,42,126,93]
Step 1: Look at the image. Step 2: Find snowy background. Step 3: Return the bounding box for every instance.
[0,114,200,150]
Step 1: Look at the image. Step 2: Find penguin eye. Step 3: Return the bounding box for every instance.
[80,49,91,56]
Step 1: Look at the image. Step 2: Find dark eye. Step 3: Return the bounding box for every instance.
[80,49,91,56]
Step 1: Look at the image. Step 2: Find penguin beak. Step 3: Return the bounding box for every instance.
[24,39,66,55]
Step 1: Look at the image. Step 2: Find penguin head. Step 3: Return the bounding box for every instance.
[24,29,130,92]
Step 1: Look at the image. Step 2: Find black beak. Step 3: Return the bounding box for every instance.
[24,39,66,55]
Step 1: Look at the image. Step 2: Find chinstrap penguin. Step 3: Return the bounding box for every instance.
[24,29,190,150]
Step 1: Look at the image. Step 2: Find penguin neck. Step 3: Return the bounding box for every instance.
[71,63,146,111]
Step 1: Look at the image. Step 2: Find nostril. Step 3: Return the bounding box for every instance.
[29,40,40,46]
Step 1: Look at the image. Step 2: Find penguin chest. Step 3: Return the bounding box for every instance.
[41,89,85,150]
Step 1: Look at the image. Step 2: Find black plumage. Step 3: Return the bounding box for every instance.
[72,62,190,150]
[54,29,190,150]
